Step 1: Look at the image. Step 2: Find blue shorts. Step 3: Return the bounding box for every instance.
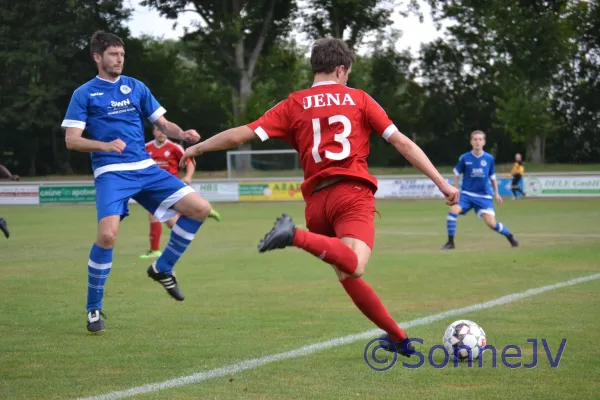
[94,165,195,222]
[458,192,495,218]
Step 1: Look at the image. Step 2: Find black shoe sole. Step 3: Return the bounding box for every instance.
[87,325,105,333]
[258,215,295,253]
[147,266,185,301]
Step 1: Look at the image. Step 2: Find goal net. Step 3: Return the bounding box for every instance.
[226,149,302,179]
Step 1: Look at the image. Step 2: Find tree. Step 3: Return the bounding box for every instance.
[125,37,232,171]
[424,0,577,162]
[367,45,426,166]
[0,0,132,175]
[141,0,297,169]
[301,0,400,49]
[549,0,600,163]
[494,82,560,163]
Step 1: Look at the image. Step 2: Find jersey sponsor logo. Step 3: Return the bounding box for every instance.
[471,168,486,177]
[120,85,132,94]
[110,98,131,108]
[302,93,356,109]
[90,92,104,97]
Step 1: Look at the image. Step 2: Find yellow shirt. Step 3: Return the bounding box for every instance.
[511,161,525,175]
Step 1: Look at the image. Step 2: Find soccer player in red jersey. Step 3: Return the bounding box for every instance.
[180,38,459,356]
[140,126,221,258]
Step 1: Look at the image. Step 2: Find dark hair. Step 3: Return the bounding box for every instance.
[310,38,355,75]
[90,31,125,59]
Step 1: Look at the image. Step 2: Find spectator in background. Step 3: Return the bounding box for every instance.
[509,153,526,199]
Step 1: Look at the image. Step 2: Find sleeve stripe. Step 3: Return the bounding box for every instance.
[148,107,166,123]
[254,126,269,142]
[453,168,460,176]
[382,124,398,141]
[62,119,86,130]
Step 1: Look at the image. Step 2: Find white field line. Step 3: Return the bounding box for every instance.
[378,230,600,238]
[76,273,600,400]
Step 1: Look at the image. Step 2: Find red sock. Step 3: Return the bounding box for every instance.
[341,277,408,342]
[150,222,162,251]
[292,229,358,275]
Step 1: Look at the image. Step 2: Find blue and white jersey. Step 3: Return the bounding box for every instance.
[61,75,166,177]
[454,151,496,198]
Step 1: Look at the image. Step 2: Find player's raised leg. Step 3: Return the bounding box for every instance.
[134,167,208,300]
[86,215,119,333]
[258,182,415,357]
[481,212,519,247]
[258,213,415,357]
[157,191,210,274]
[258,214,360,276]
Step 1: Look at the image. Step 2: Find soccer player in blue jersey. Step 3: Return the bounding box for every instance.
[62,31,213,333]
[441,130,519,250]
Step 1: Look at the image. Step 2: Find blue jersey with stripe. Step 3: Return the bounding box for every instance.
[61,75,165,174]
[453,151,496,198]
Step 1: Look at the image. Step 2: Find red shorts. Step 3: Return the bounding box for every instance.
[304,180,377,249]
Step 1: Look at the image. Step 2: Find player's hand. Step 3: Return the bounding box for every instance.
[439,182,460,206]
[104,139,126,154]
[180,129,200,144]
[182,176,192,185]
[10,175,20,181]
[180,146,200,168]
[495,194,503,204]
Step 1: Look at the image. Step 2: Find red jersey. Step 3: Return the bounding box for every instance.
[247,81,398,199]
[145,139,189,176]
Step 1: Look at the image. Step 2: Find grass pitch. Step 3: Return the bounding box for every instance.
[1,198,599,399]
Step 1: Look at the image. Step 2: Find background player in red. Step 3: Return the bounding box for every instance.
[140,126,221,258]
[180,38,459,356]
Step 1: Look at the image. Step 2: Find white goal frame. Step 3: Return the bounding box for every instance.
[226,149,299,180]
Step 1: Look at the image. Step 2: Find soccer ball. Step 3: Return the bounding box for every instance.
[443,319,487,361]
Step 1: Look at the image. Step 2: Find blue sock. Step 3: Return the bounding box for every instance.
[156,216,202,274]
[87,244,113,311]
[494,222,512,237]
[447,212,458,239]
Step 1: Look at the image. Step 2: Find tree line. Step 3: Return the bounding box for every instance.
[0,0,598,176]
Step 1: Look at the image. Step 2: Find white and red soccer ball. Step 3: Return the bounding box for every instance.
[443,319,487,361]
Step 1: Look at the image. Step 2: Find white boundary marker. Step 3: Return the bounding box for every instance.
[77,273,600,400]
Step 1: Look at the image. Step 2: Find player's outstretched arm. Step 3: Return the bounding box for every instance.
[154,116,200,144]
[180,126,256,166]
[388,131,459,205]
[65,127,125,153]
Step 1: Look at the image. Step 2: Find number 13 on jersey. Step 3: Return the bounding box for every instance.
[311,115,352,163]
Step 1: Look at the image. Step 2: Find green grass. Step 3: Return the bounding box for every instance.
[18,162,600,181]
[1,198,599,399]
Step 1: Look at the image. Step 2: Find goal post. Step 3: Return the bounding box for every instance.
[226,149,301,180]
